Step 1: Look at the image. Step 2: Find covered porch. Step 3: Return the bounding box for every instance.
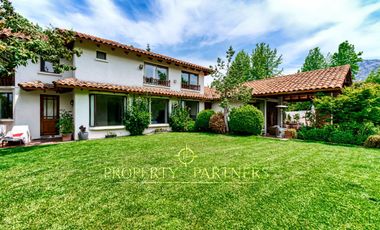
[243,65,352,136]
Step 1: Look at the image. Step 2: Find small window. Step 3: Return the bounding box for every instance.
[96,51,107,60]
[40,58,57,73]
[205,102,212,110]
[0,93,13,119]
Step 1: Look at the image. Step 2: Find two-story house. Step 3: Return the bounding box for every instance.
[1,31,217,140]
[1,30,353,140]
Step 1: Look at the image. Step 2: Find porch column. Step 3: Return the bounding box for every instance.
[279,96,283,127]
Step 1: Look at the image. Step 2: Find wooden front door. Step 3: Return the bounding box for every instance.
[266,102,278,132]
[40,95,59,136]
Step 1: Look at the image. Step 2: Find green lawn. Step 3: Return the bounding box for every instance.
[1,133,379,229]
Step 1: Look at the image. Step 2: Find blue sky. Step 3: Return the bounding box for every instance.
[13,0,380,84]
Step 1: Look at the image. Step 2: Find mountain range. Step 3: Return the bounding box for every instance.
[356,59,380,81]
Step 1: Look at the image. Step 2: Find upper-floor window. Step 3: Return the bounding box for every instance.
[0,92,13,119]
[181,72,199,90]
[96,51,107,60]
[40,58,58,73]
[143,63,170,87]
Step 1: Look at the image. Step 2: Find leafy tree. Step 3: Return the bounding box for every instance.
[301,47,328,72]
[313,83,380,126]
[366,68,380,84]
[0,0,81,77]
[146,43,151,52]
[210,46,252,132]
[229,50,251,81]
[330,41,363,78]
[251,43,282,80]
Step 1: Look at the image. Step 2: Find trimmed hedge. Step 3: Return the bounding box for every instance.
[209,112,226,134]
[195,109,215,132]
[228,105,264,135]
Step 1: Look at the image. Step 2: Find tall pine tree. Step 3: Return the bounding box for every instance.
[251,43,282,80]
[229,50,251,81]
[301,47,328,72]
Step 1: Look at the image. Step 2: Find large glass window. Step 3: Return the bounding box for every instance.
[184,101,199,120]
[150,98,168,124]
[0,93,13,119]
[144,63,168,80]
[90,94,126,126]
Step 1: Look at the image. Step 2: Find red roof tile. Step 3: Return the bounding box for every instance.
[19,78,218,101]
[73,31,212,74]
[244,65,351,96]
[18,80,54,90]
[0,28,30,40]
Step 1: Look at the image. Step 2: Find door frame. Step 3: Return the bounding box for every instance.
[40,94,60,136]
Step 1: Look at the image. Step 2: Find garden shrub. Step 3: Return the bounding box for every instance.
[364,135,380,148]
[329,130,356,145]
[187,120,196,132]
[124,97,150,135]
[297,125,334,142]
[209,112,226,134]
[313,83,380,126]
[195,109,215,132]
[228,105,264,135]
[169,104,193,132]
[297,122,378,145]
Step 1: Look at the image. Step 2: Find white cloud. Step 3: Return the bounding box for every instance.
[11,0,380,72]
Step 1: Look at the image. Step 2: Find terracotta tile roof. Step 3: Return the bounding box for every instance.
[55,78,219,100]
[18,80,54,90]
[0,28,30,40]
[244,65,351,96]
[73,31,212,75]
[18,78,218,101]
[204,87,220,99]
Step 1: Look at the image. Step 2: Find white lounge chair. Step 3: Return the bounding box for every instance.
[2,125,31,147]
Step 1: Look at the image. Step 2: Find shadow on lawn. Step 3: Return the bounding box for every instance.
[0,144,52,157]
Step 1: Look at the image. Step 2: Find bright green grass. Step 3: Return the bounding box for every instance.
[1,133,379,229]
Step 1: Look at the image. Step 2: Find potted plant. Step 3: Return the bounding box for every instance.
[78,125,89,140]
[105,131,117,138]
[284,128,297,139]
[57,110,74,141]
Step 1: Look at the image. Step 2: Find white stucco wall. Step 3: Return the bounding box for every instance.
[13,88,73,139]
[15,59,73,85]
[74,41,205,94]
[211,101,243,113]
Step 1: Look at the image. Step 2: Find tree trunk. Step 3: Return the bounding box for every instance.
[224,107,229,133]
